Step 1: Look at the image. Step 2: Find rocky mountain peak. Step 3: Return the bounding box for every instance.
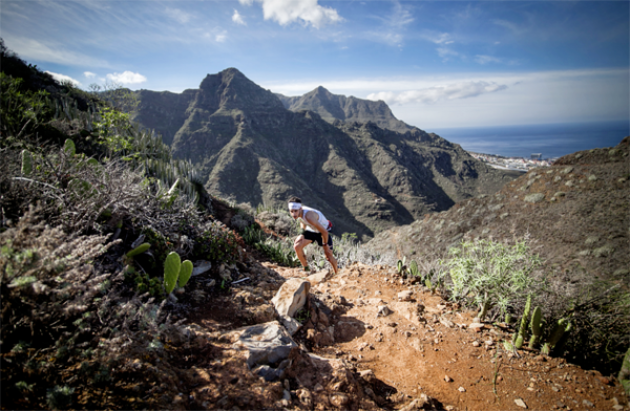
[198,67,284,112]
[278,86,414,134]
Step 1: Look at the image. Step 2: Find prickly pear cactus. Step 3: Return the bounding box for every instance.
[409,260,419,277]
[21,150,33,175]
[178,260,193,288]
[528,306,543,349]
[64,138,76,156]
[164,252,181,294]
[397,259,404,274]
[126,243,150,258]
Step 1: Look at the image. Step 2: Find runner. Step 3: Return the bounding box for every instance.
[288,196,338,275]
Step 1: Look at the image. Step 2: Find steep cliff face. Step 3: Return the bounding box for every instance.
[131,89,196,146]
[131,68,520,239]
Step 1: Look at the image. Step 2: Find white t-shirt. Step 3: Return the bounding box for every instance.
[299,206,328,233]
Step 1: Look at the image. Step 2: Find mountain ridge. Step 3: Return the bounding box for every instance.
[276,85,414,134]
[130,68,521,239]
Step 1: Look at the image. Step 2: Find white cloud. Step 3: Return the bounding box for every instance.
[389,69,628,128]
[84,71,97,78]
[216,31,228,42]
[422,32,454,45]
[5,37,109,68]
[386,1,414,28]
[369,1,414,47]
[165,7,192,24]
[367,81,508,105]
[243,0,343,29]
[201,30,228,43]
[45,71,81,87]
[475,55,503,65]
[493,19,526,36]
[106,71,147,84]
[232,9,246,25]
[263,68,628,128]
[437,47,461,61]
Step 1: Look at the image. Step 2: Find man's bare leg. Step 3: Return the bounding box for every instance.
[323,245,338,275]
[293,236,312,270]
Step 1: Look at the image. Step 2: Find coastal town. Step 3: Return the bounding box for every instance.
[468,151,554,172]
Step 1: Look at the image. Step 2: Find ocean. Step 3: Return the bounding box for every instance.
[429,120,630,159]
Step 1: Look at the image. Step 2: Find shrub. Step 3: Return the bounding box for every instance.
[561,279,630,374]
[441,238,544,321]
[193,222,240,264]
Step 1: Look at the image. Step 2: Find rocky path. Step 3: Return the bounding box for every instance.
[180,261,628,411]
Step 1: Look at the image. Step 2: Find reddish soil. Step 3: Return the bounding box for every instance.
[179,261,628,411]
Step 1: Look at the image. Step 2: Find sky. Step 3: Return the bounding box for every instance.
[1,0,629,131]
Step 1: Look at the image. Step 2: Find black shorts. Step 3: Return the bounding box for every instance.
[302,230,333,247]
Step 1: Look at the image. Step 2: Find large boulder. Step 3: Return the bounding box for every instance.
[234,321,298,381]
[271,278,310,335]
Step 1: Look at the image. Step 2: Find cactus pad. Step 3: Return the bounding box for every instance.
[164,252,181,294]
[64,138,76,156]
[126,243,151,258]
[178,260,193,288]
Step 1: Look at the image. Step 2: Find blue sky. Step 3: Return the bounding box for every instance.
[1,0,628,130]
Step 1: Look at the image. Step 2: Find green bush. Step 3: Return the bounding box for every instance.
[0,73,52,140]
[193,222,240,264]
[442,238,543,321]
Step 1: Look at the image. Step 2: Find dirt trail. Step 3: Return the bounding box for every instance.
[183,261,627,411]
[269,262,626,410]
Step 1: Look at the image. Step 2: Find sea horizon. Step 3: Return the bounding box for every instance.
[429,120,630,159]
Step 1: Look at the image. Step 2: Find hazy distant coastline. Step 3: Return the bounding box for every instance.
[467,151,548,172]
[431,120,629,159]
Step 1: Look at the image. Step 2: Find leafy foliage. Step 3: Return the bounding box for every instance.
[0,43,255,409]
[442,238,543,321]
[193,222,240,264]
[0,73,52,140]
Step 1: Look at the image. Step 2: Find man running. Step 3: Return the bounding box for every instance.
[288,196,338,275]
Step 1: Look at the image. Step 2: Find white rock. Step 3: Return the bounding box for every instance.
[307,269,331,285]
[514,398,528,408]
[192,260,212,276]
[440,317,455,328]
[469,322,485,332]
[377,305,393,317]
[271,278,310,335]
[398,290,414,301]
[271,278,310,318]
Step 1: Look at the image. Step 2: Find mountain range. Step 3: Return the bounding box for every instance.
[131,68,521,239]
